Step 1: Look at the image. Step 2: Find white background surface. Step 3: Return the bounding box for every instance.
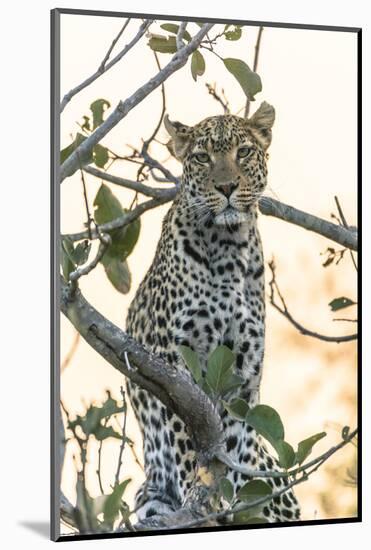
[1,0,369,548]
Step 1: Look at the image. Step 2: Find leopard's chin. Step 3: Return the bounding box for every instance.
[214,206,250,227]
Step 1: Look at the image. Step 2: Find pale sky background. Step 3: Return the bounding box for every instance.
[59,14,358,532]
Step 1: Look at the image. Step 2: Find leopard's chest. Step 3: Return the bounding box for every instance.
[167,238,263,364]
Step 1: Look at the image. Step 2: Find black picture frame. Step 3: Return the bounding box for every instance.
[51,8,362,542]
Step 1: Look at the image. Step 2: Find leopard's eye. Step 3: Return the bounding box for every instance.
[194,152,210,164]
[237,146,252,159]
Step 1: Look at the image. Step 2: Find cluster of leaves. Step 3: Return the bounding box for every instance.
[148,23,261,101]
[180,344,327,472]
[225,401,327,470]
[64,392,133,533]
[179,344,244,399]
[60,99,111,175]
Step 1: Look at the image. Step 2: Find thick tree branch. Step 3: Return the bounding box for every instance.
[60,20,151,113]
[63,183,358,252]
[60,23,213,180]
[60,277,224,463]
[259,196,357,251]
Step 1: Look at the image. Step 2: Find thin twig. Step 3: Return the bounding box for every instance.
[60,20,151,112]
[64,196,173,243]
[176,429,357,529]
[96,418,108,494]
[244,26,264,118]
[68,232,111,294]
[79,160,93,240]
[60,23,213,179]
[334,195,358,271]
[176,22,188,50]
[83,165,177,198]
[115,387,128,485]
[268,259,357,343]
[205,83,230,114]
[98,19,131,72]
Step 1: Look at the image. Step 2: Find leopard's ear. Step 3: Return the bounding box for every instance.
[247,102,275,150]
[164,115,193,160]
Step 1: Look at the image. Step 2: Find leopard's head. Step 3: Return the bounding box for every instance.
[165,102,275,227]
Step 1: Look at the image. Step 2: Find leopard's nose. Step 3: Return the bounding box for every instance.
[215,182,238,198]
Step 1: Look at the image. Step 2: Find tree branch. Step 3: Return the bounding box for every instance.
[259,196,357,251]
[244,26,264,118]
[64,195,174,243]
[60,19,151,113]
[83,165,178,198]
[176,22,188,50]
[176,429,357,529]
[60,277,224,464]
[68,232,111,292]
[98,20,131,72]
[60,23,213,180]
[268,260,357,343]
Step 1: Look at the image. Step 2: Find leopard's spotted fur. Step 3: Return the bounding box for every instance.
[125,103,301,524]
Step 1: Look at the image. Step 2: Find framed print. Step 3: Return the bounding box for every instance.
[51,8,361,542]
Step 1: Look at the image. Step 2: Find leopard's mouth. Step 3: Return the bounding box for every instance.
[214,205,250,227]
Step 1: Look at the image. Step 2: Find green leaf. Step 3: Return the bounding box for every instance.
[103,479,131,526]
[81,115,91,132]
[60,237,76,281]
[178,345,202,382]
[160,23,192,42]
[191,50,206,81]
[94,184,141,261]
[103,257,131,294]
[275,440,295,469]
[90,98,111,130]
[237,479,272,502]
[219,373,244,396]
[71,240,91,266]
[205,345,236,394]
[93,144,109,168]
[148,35,177,54]
[94,424,122,441]
[68,392,125,438]
[222,398,250,420]
[60,132,92,166]
[328,297,356,311]
[224,25,242,41]
[223,58,262,101]
[94,183,123,224]
[296,432,327,465]
[245,404,285,447]
[219,477,234,503]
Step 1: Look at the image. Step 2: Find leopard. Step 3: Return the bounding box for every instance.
[125,102,301,526]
